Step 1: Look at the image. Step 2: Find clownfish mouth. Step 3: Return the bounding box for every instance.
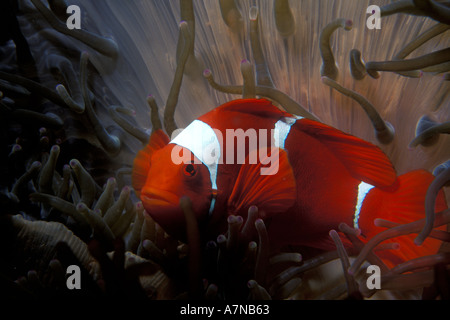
[141,188,179,208]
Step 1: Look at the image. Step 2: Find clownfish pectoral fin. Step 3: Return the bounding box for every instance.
[295,119,397,188]
[228,147,297,218]
[132,129,169,196]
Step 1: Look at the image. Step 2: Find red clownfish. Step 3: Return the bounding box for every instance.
[132,98,447,267]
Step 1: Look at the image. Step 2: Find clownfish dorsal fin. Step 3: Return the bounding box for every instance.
[227,148,297,218]
[132,129,170,197]
[296,119,397,188]
[213,98,291,119]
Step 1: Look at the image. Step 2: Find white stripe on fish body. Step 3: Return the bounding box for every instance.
[353,181,375,229]
[274,115,304,150]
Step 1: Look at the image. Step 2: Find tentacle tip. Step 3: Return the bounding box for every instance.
[373,218,383,227]
[76,202,88,211]
[103,135,121,156]
[147,97,157,107]
[255,218,264,227]
[69,159,80,168]
[415,136,438,148]
[50,145,60,153]
[179,195,191,208]
[413,115,440,147]
[416,115,437,131]
[11,144,22,152]
[207,283,218,291]
[27,270,38,277]
[375,121,395,144]
[31,161,42,169]
[203,69,211,77]
[107,177,116,183]
[345,19,353,29]
[413,237,424,246]
[227,215,237,223]
[249,6,258,21]
[248,241,257,249]
[241,59,250,65]
[7,192,19,203]
[247,280,257,288]
[366,67,380,79]
[293,253,302,263]
[217,234,227,243]
[49,259,60,267]
[206,240,217,249]
[40,135,49,144]
[142,239,152,248]
[433,160,450,177]
[227,214,243,225]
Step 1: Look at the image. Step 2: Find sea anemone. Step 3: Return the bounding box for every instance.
[0,0,449,300]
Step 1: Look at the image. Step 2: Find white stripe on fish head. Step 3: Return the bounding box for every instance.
[170,120,221,215]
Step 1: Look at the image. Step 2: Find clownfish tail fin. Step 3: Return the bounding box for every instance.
[358,169,448,268]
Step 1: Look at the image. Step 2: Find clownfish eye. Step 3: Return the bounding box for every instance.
[183,163,197,177]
